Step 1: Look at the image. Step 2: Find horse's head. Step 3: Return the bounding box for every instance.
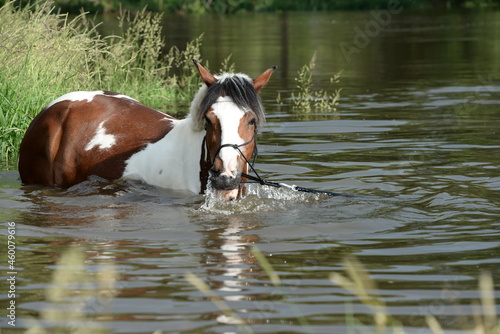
[193,60,276,200]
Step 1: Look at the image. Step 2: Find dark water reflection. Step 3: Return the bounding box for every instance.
[1,10,500,334]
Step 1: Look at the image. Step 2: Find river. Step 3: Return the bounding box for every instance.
[1,9,500,334]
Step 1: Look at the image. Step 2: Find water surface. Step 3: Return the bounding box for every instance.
[1,10,500,333]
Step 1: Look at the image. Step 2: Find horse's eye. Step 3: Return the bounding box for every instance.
[204,116,212,126]
[248,118,256,126]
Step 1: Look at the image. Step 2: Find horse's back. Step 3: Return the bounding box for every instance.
[19,91,175,186]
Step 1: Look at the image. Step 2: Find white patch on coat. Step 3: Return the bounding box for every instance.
[85,121,116,151]
[122,117,205,194]
[46,91,137,109]
[122,82,247,194]
[107,93,138,102]
[211,96,246,175]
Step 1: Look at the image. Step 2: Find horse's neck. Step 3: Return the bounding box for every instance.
[123,117,207,193]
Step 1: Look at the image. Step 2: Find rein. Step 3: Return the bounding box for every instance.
[203,99,356,198]
[214,138,358,198]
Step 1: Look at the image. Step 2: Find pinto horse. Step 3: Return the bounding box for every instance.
[18,60,276,200]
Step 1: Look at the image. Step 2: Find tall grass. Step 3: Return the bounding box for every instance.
[22,0,500,14]
[291,53,342,113]
[0,2,97,162]
[0,2,201,164]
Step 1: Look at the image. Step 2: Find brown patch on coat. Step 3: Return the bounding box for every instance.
[19,94,175,187]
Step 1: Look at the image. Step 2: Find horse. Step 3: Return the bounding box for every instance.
[18,60,276,201]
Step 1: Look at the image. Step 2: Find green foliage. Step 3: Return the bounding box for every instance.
[165,34,203,100]
[0,2,202,163]
[218,54,236,73]
[16,0,500,14]
[292,53,342,113]
[0,2,99,164]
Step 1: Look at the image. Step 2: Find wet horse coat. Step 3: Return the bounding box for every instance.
[18,61,276,197]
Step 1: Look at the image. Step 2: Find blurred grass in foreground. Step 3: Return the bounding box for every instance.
[19,245,500,333]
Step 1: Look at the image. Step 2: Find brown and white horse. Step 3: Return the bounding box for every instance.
[18,60,276,200]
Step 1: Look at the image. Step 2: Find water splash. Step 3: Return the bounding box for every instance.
[199,181,323,214]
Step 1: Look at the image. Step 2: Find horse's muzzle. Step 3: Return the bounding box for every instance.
[209,170,241,201]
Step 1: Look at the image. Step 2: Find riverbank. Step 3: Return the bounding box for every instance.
[0,2,202,163]
[11,0,499,15]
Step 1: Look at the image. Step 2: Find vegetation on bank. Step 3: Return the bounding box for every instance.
[7,0,500,14]
[0,1,342,165]
[291,53,342,112]
[0,2,202,163]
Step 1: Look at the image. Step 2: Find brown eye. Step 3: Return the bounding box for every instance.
[248,118,256,126]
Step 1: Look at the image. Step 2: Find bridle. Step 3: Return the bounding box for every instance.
[205,130,259,173]
[202,99,262,185]
[209,132,256,164]
[203,99,260,174]
[203,132,358,197]
[200,111,357,198]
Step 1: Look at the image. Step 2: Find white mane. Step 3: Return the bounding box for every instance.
[188,83,209,131]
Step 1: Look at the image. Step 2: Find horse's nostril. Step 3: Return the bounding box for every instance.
[210,170,241,190]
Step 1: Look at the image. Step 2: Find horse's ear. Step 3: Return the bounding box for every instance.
[193,59,217,86]
[253,65,277,92]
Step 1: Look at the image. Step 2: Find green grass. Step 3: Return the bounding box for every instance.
[291,52,342,113]
[0,2,202,165]
[11,0,500,15]
[0,0,342,167]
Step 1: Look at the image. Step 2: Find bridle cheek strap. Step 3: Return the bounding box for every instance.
[211,134,263,183]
